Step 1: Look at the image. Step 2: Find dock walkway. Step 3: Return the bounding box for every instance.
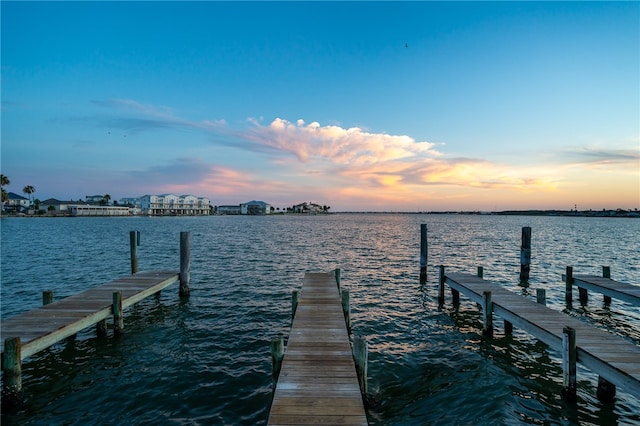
[268,272,368,425]
[1,270,179,359]
[565,271,640,306]
[441,271,640,399]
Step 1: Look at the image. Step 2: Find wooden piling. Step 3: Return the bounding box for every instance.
[603,266,612,306]
[482,291,493,337]
[477,266,484,279]
[438,265,445,306]
[565,266,574,305]
[130,230,139,274]
[291,290,299,322]
[353,336,368,395]
[179,231,191,297]
[42,290,53,306]
[335,268,341,289]
[271,335,285,383]
[112,291,124,336]
[597,375,616,402]
[96,319,107,337]
[2,337,22,400]
[520,227,532,282]
[341,288,351,333]
[420,224,428,283]
[536,288,546,306]
[562,326,577,401]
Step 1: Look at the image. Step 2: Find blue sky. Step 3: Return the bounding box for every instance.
[2,1,638,211]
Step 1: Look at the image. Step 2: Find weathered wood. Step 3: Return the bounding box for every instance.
[520,226,532,282]
[341,288,351,333]
[482,291,493,337]
[353,336,368,395]
[335,268,341,289]
[271,335,285,382]
[130,230,139,274]
[562,268,639,307]
[442,271,640,400]
[42,290,54,306]
[438,265,445,306]
[536,288,546,306]
[1,271,179,359]
[268,272,367,425]
[565,266,573,305]
[2,337,22,397]
[562,327,577,401]
[179,231,190,297]
[112,291,124,335]
[420,224,428,283]
[292,290,299,322]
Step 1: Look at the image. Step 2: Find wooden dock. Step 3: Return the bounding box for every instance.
[439,268,640,400]
[1,270,180,359]
[268,272,368,426]
[563,267,640,306]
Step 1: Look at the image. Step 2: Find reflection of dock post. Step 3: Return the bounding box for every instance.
[420,224,428,283]
[519,227,531,283]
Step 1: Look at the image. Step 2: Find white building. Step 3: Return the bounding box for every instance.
[69,205,132,216]
[136,194,211,216]
[241,200,272,215]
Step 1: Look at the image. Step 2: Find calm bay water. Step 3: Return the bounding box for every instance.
[1,214,639,425]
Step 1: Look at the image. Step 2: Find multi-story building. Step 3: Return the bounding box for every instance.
[134,194,211,216]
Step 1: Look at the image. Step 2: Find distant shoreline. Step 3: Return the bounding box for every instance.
[2,209,638,218]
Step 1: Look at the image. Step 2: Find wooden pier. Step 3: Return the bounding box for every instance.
[1,231,191,401]
[563,266,640,306]
[439,268,640,401]
[268,271,368,425]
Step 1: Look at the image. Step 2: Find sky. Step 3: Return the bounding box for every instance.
[1,1,639,212]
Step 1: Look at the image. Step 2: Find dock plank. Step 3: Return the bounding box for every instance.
[268,272,367,426]
[444,272,640,398]
[1,270,179,359]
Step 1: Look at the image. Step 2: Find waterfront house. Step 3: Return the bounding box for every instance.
[135,194,211,216]
[3,192,30,213]
[241,200,272,215]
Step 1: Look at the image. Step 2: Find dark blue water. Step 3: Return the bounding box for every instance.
[1,214,639,425]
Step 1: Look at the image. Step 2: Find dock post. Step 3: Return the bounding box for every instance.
[420,224,428,283]
[477,266,484,279]
[335,268,341,289]
[2,337,22,404]
[565,266,573,305]
[482,291,493,337]
[519,227,531,283]
[179,231,191,297]
[602,266,612,306]
[353,336,368,395]
[291,290,299,322]
[579,286,588,305]
[561,326,577,401]
[341,288,351,333]
[112,291,124,336]
[596,375,616,402]
[271,335,284,383]
[536,288,546,306]
[130,231,139,274]
[42,290,54,305]
[438,265,445,306]
[96,319,108,337]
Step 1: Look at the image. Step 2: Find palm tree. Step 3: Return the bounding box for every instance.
[100,194,111,205]
[0,174,9,204]
[23,185,35,206]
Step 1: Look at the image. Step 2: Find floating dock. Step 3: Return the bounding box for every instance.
[439,268,640,401]
[268,271,368,425]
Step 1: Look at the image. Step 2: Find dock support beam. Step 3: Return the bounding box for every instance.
[113,291,124,336]
[291,290,299,322]
[130,231,139,274]
[353,336,368,395]
[520,227,531,283]
[341,288,351,334]
[179,231,191,297]
[562,326,577,401]
[271,335,285,384]
[438,265,445,306]
[2,337,22,405]
[482,291,493,337]
[602,266,612,306]
[420,224,428,283]
[565,266,574,306]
